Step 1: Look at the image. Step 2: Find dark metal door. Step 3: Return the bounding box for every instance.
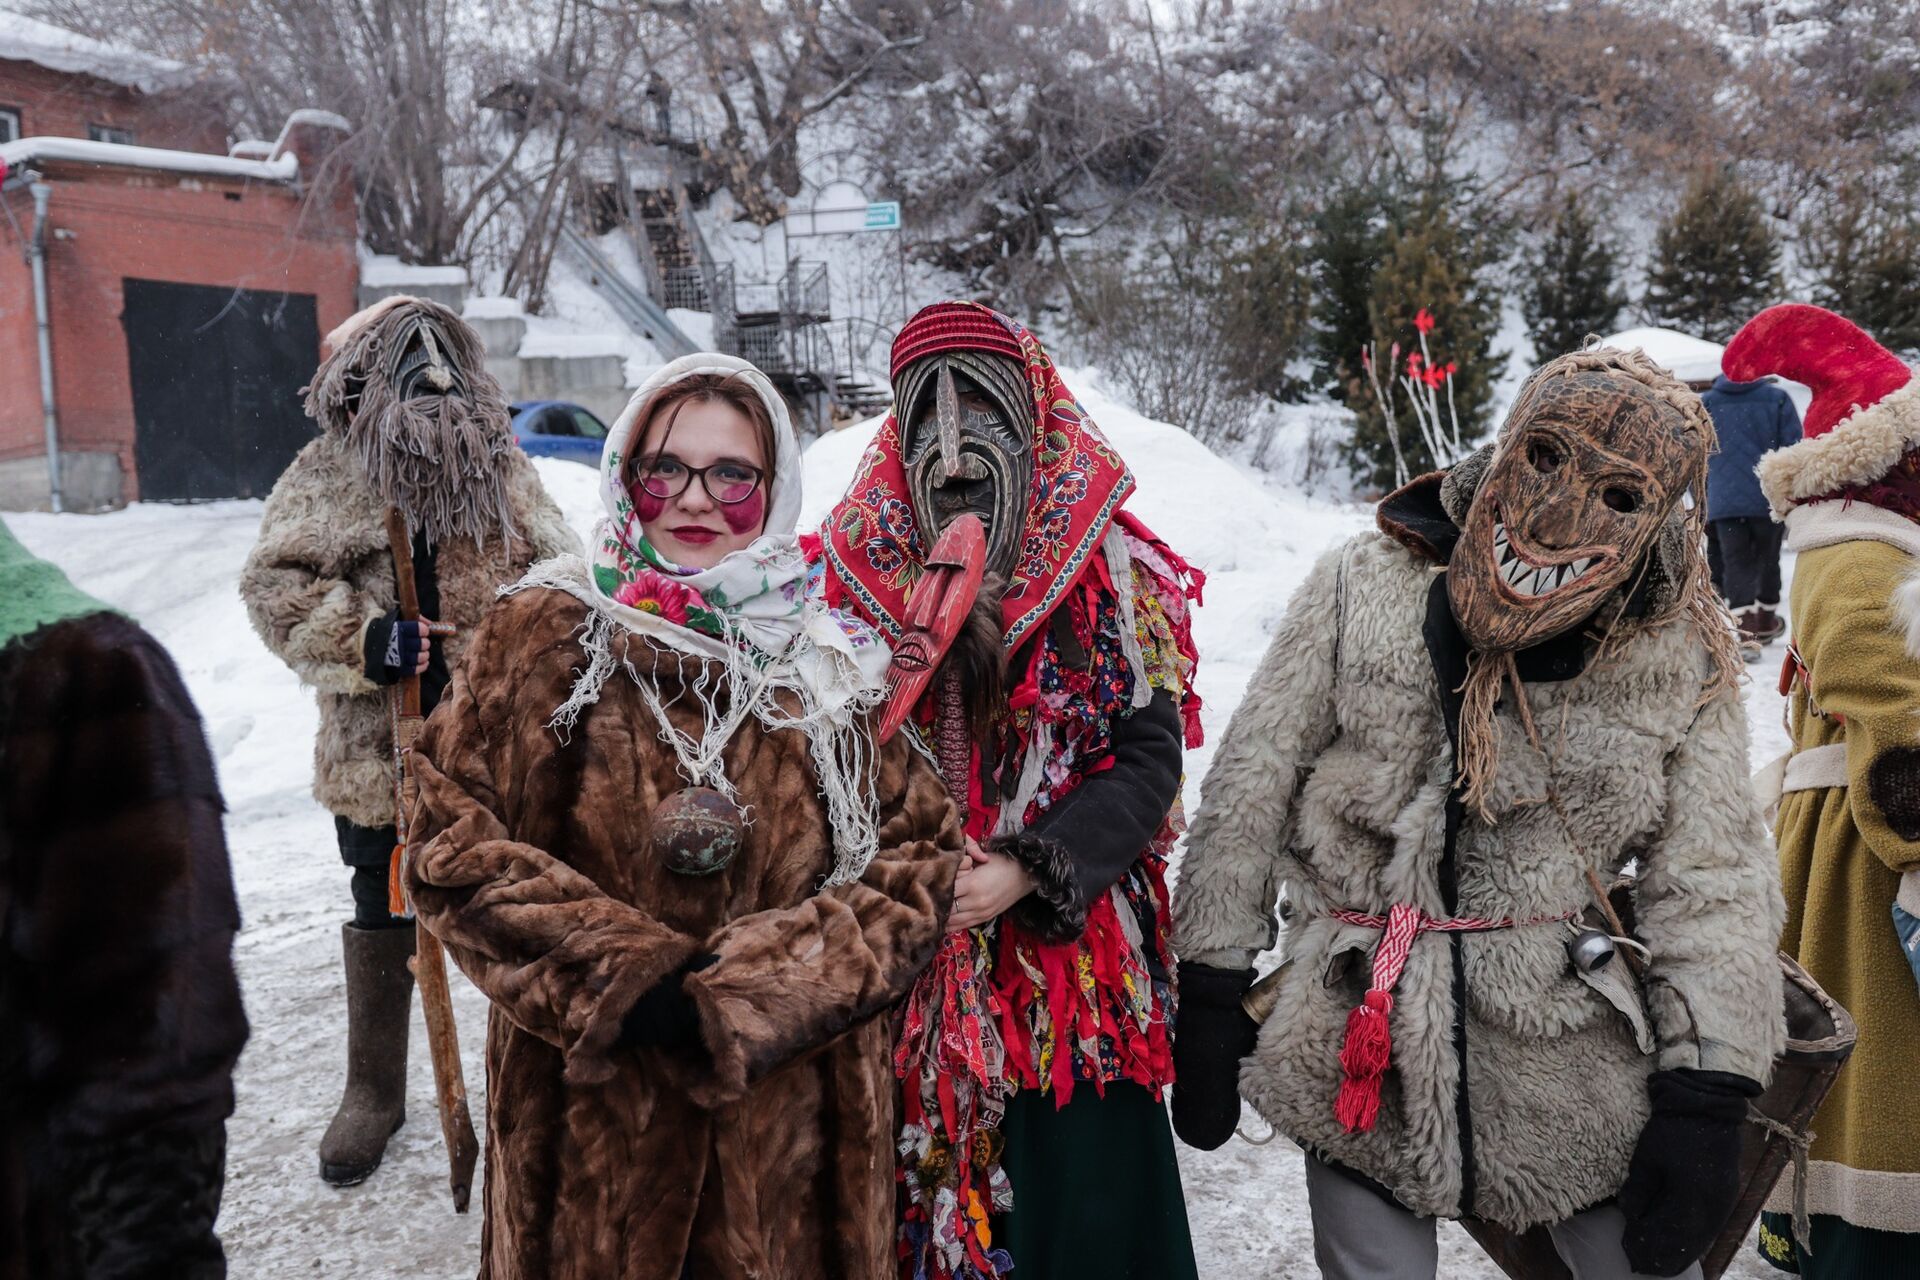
[123,278,319,501]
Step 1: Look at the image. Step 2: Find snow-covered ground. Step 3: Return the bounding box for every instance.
[7,382,1781,1278]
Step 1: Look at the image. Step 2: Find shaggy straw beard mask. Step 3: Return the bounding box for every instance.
[304,296,518,548]
[1442,349,1735,818]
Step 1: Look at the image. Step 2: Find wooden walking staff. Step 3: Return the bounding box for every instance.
[382,506,480,1213]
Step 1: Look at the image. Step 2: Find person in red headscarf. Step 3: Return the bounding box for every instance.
[816,302,1205,1280]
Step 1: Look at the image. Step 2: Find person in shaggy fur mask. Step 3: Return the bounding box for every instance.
[1,516,248,1278]
[404,353,962,1279]
[1173,346,1786,1280]
[239,295,579,1186]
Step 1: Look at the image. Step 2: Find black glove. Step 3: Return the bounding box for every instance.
[1617,1068,1762,1276]
[1170,963,1258,1151]
[616,955,718,1051]
[362,610,425,685]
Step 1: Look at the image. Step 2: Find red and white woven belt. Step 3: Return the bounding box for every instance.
[1326,902,1578,1134]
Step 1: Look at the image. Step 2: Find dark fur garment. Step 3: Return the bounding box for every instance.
[995,832,1087,941]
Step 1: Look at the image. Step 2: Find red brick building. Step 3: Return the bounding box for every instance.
[0,15,359,509]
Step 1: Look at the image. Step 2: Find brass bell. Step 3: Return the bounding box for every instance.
[649,786,746,876]
[1566,928,1618,974]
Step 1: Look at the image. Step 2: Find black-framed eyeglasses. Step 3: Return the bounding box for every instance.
[634,456,766,505]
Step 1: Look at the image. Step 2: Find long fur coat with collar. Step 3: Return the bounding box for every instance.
[404,585,963,1280]
[239,433,579,828]
[1174,471,1784,1232]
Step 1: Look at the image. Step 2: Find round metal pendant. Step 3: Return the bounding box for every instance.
[650,786,746,877]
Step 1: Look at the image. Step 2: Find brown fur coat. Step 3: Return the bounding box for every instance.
[240,434,579,827]
[406,586,962,1280]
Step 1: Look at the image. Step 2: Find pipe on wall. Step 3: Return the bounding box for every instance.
[29,181,61,513]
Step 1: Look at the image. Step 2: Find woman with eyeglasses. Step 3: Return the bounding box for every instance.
[403,354,962,1279]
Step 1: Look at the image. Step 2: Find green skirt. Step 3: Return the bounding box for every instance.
[996,1080,1198,1280]
[1756,1210,1917,1277]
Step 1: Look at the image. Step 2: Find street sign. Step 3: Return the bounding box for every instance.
[785,197,903,237]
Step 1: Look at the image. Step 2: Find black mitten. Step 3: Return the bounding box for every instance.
[362,610,424,685]
[1617,1068,1761,1276]
[1170,963,1258,1151]
[617,955,718,1050]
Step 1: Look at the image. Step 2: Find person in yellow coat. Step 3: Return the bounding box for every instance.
[1729,304,1920,1275]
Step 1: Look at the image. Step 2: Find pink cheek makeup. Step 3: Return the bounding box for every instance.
[633,488,667,523]
[721,490,765,536]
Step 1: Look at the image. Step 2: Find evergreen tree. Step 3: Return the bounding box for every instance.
[1524,196,1627,360]
[1801,182,1920,354]
[1643,167,1782,342]
[1343,185,1506,489]
[1308,183,1395,398]
[1221,228,1314,403]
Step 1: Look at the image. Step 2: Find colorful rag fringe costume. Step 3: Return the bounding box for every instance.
[1729,306,1920,1275]
[816,304,1204,1280]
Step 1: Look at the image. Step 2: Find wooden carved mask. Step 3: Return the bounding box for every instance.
[1447,368,1707,653]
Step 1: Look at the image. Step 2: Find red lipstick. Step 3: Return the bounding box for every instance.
[670,526,720,545]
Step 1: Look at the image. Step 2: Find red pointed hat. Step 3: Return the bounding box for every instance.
[1724,304,1911,440]
[1729,304,1920,517]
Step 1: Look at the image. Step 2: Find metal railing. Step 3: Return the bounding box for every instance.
[558,226,699,359]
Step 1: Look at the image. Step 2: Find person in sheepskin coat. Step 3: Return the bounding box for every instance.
[239,295,579,1186]
[1728,305,1920,1277]
[1173,347,1785,1280]
[1,517,248,1278]
[405,353,961,1280]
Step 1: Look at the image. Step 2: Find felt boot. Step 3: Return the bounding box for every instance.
[318,922,414,1185]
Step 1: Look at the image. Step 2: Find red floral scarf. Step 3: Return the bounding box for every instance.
[822,304,1136,650]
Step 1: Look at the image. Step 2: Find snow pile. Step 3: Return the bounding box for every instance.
[359,252,469,289]
[1603,325,1727,384]
[3,401,1783,1275]
[0,7,196,93]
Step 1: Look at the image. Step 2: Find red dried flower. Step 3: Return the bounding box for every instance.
[1414,308,1436,335]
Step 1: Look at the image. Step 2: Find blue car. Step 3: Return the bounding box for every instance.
[511,400,611,465]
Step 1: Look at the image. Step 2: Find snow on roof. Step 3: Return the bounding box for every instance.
[0,8,198,93]
[1599,326,1726,384]
[358,252,468,287]
[0,134,297,182]
[1600,324,1814,415]
[516,331,632,360]
[462,295,526,319]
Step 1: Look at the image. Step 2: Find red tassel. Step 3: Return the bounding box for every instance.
[1334,990,1394,1134]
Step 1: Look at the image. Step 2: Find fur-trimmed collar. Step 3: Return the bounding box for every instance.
[1782,498,1920,560]
[1758,377,1920,518]
[1785,500,1920,661]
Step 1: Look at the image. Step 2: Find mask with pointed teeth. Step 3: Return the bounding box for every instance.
[1447,367,1708,653]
